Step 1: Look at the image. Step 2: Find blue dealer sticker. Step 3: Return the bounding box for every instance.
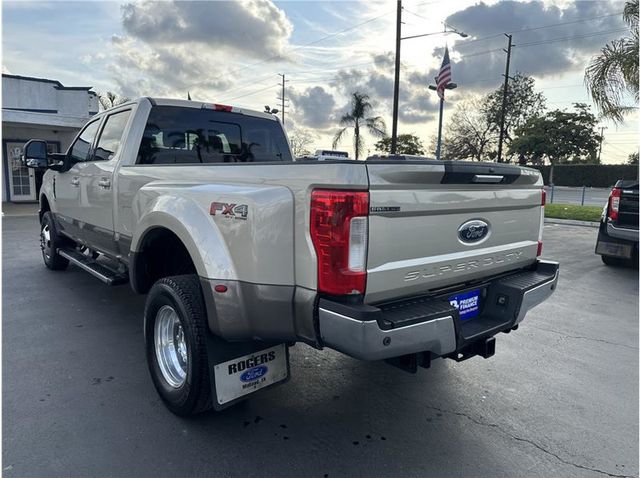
[449,289,481,321]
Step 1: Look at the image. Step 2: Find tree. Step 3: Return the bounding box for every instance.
[585,0,639,122]
[438,97,497,161]
[332,92,386,161]
[99,91,130,110]
[628,151,639,165]
[288,128,316,157]
[375,134,424,155]
[484,74,546,161]
[508,103,602,165]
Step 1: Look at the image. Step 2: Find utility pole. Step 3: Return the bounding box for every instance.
[496,34,513,163]
[278,73,286,126]
[597,126,607,162]
[390,0,402,154]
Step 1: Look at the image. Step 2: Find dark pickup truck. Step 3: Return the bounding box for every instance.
[595,180,639,266]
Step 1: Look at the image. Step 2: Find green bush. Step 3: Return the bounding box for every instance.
[528,165,637,187]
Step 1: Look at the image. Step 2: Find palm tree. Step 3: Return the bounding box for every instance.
[332,92,386,160]
[98,91,130,111]
[584,0,639,122]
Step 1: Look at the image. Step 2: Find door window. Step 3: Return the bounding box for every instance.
[69,120,101,163]
[93,110,132,161]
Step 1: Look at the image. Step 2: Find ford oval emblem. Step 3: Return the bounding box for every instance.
[458,220,490,244]
[240,365,268,383]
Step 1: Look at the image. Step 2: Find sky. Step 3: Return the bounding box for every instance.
[2,0,638,163]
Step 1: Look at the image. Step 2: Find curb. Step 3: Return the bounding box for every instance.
[544,217,599,228]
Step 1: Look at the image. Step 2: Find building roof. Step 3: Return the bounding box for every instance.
[2,73,94,92]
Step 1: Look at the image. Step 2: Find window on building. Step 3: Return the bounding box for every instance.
[68,119,101,163]
[137,106,292,165]
[93,110,132,161]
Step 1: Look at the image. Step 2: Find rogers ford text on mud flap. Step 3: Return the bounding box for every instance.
[213,344,288,405]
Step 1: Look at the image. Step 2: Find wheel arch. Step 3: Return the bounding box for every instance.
[129,203,235,294]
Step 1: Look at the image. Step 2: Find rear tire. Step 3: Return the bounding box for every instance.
[144,275,213,416]
[40,212,70,270]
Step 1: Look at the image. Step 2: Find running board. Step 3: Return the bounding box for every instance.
[58,248,128,286]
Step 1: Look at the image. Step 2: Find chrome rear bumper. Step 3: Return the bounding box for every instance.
[319,260,559,361]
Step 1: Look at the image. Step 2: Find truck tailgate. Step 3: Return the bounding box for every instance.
[365,161,543,303]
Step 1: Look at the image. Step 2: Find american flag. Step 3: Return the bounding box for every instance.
[436,46,451,100]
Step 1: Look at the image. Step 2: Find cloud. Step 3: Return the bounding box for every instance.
[109,0,293,98]
[436,1,626,91]
[121,0,293,59]
[289,86,337,129]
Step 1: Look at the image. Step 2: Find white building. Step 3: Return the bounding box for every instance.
[2,74,99,202]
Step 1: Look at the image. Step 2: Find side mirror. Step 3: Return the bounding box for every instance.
[22,139,48,169]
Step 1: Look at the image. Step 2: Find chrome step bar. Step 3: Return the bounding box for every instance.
[58,248,128,286]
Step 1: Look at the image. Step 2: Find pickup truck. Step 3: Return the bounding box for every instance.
[23,97,559,416]
[595,180,639,266]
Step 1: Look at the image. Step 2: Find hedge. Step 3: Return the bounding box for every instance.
[528,165,638,187]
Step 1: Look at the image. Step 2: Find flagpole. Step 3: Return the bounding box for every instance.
[436,96,444,160]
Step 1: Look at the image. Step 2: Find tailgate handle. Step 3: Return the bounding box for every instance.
[472,174,504,183]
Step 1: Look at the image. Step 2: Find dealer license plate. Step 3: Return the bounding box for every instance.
[213,344,288,405]
[448,289,481,321]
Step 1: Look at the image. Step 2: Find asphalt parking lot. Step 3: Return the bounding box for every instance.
[3,216,638,478]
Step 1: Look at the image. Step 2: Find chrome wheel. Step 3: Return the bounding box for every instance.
[40,223,52,260]
[154,305,188,388]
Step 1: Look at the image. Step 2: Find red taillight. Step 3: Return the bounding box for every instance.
[541,188,547,206]
[608,187,621,220]
[310,190,369,296]
[203,103,233,112]
[214,104,233,112]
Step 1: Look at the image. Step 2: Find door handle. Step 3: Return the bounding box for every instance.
[98,178,111,189]
[71,177,80,187]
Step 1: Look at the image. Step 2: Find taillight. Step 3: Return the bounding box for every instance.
[537,188,545,256]
[608,187,621,221]
[310,189,369,295]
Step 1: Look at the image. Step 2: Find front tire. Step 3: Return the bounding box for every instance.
[144,275,213,416]
[40,211,70,270]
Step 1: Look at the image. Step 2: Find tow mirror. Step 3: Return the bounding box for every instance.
[22,139,48,169]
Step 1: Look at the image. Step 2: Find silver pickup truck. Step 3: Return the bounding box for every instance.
[23,97,559,416]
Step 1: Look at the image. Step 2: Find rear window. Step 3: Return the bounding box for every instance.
[137,106,292,164]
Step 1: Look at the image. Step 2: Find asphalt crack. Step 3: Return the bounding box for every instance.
[423,404,635,478]
[529,325,639,351]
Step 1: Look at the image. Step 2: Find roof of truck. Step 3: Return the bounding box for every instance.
[95,97,278,122]
[147,97,278,121]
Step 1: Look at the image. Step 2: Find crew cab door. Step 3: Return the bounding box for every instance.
[55,118,102,241]
[76,108,132,255]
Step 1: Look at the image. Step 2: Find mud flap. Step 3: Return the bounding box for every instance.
[205,333,290,411]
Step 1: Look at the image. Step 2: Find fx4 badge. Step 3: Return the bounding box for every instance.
[210,202,249,220]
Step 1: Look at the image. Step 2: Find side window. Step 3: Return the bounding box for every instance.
[69,120,101,163]
[93,110,131,161]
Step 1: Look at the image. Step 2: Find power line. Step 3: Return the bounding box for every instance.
[218,84,277,103]
[506,11,623,34]
[516,28,628,47]
[207,8,394,84]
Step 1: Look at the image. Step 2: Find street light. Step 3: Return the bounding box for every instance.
[428,82,457,161]
[390,0,468,154]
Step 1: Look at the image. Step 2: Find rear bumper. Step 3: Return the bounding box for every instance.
[596,223,638,259]
[606,222,639,242]
[318,260,559,361]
